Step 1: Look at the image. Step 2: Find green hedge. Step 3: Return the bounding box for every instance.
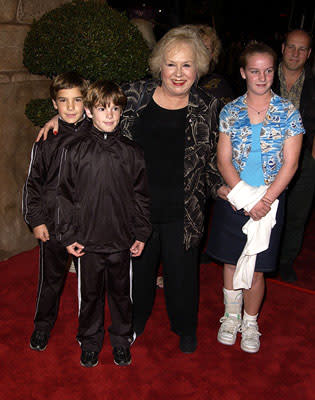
[24,0,150,126]
[25,99,57,128]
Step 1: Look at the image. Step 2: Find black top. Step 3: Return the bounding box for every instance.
[133,98,187,223]
[22,117,91,234]
[55,126,151,253]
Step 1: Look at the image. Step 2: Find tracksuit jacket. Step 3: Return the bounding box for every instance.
[22,117,91,233]
[56,125,152,252]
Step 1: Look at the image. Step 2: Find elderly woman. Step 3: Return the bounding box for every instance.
[119,25,224,353]
[196,25,234,105]
[37,25,224,353]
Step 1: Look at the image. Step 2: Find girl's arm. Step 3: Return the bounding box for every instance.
[217,131,271,220]
[249,134,302,220]
[263,133,303,204]
[217,131,241,189]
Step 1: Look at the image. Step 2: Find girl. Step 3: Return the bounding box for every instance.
[207,42,304,353]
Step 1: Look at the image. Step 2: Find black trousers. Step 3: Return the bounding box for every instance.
[132,220,199,336]
[279,148,315,271]
[77,250,134,352]
[34,238,70,333]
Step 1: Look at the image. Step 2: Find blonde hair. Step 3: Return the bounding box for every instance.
[195,25,222,70]
[149,25,210,79]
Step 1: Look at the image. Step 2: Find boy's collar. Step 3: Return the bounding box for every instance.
[91,124,120,136]
[58,113,86,127]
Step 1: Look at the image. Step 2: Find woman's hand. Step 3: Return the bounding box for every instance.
[36,115,59,142]
[248,199,271,221]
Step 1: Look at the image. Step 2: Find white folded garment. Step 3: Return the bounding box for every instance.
[227,181,279,289]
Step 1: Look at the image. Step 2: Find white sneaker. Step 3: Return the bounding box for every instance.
[217,313,242,346]
[240,320,261,353]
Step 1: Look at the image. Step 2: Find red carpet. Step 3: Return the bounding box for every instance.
[0,211,314,399]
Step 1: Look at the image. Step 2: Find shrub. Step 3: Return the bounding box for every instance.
[24,0,150,126]
[25,99,57,128]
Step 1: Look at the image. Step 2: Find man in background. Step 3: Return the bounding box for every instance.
[273,29,315,282]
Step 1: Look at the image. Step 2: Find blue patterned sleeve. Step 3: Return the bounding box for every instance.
[284,104,305,140]
[219,104,232,136]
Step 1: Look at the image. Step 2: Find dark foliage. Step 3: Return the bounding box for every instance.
[24,0,150,126]
[25,99,57,128]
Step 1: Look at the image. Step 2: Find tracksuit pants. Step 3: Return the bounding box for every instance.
[132,220,199,337]
[34,238,71,333]
[77,249,134,352]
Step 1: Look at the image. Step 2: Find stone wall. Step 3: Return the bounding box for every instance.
[0,0,71,260]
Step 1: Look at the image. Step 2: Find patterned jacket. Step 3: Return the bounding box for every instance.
[220,92,305,185]
[120,79,223,249]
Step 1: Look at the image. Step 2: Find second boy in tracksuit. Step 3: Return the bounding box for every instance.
[56,80,151,367]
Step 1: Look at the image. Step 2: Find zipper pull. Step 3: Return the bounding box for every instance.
[104,133,107,140]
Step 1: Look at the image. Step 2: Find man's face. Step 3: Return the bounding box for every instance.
[282,31,311,72]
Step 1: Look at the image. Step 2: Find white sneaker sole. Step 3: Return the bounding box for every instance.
[80,360,99,368]
[114,359,131,366]
[30,343,47,351]
[240,342,260,353]
[217,334,237,346]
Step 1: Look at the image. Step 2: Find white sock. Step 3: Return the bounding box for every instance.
[243,310,258,324]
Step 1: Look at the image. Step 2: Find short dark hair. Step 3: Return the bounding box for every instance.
[84,80,127,111]
[50,71,89,100]
[239,41,277,69]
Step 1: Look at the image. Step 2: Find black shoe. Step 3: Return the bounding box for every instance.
[80,350,99,368]
[30,330,49,351]
[179,335,197,353]
[113,346,131,366]
[200,253,212,264]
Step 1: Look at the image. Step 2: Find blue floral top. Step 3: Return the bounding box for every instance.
[219,92,305,185]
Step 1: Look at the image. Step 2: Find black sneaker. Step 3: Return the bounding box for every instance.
[179,335,197,353]
[113,346,131,366]
[30,330,49,351]
[80,350,99,368]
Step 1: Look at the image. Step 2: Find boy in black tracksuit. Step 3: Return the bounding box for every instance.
[56,80,151,367]
[22,72,90,352]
